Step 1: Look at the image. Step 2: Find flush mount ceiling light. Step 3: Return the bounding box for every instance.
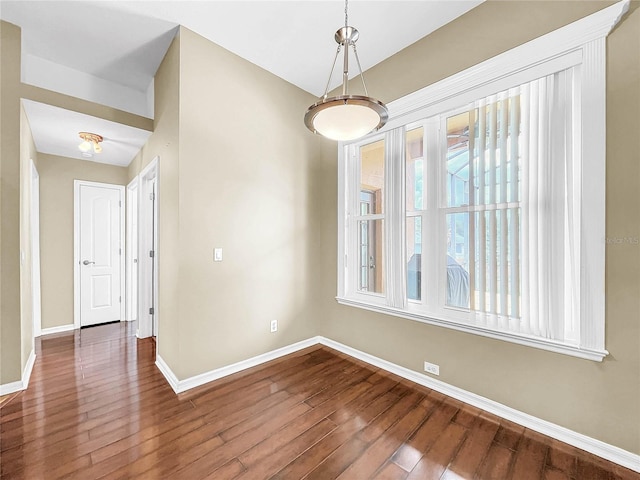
[304,0,388,142]
[78,132,103,154]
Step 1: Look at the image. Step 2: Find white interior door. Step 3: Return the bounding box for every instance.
[78,182,123,327]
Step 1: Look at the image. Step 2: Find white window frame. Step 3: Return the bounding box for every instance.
[336,1,629,362]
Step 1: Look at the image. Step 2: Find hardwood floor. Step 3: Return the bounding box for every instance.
[0,323,637,479]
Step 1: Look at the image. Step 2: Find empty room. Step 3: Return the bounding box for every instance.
[0,1,638,478]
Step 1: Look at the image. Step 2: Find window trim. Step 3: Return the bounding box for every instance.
[336,1,629,362]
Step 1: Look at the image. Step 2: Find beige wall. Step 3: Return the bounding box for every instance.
[317,1,640,455]
[38,154,128,329]
[174,27,322,379]
[127,27,323,380]
[1,21,24,384]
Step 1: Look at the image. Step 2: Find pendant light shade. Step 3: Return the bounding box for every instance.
[304,3,388,142]
[305,95,387,141]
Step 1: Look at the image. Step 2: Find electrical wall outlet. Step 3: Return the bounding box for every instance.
[424,361,440,376]
[270,320,278,333]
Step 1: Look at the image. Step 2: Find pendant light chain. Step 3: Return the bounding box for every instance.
[344,0,369,97]
[345,0,349,28]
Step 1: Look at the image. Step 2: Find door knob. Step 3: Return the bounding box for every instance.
[82,260,95,265]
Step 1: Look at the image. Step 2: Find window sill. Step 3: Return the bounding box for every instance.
[335,296,608,362]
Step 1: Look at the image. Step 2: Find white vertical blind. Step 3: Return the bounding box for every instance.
[477,104,487,316]
[520,70,576,342]
[385,127,407,309]
[468,70,577,343]
[509,96,521,332]
[471,89,521,333]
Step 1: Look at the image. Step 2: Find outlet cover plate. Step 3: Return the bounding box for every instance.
[424,361,440,376]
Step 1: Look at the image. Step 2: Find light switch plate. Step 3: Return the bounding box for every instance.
[214,248,223,262]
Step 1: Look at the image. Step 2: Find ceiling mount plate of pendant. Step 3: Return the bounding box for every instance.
[335,25,358,44]
[304,0,389,142]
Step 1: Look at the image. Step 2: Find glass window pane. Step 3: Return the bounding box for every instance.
[358,219,384,294]
[446,112,471,208]
[407,216,422,301]
[446,212,470,308]
[406,127,424,212]
[360,140,384,214]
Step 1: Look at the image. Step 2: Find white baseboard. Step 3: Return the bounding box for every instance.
[155,354,180,393]
[22,349,36,389]
[0,380,23,396]
[39,324,75,336]
[0,349,36,396]
[155,336,322,394]
[317,337,640,474]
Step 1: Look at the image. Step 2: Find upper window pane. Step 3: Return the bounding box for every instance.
[446,112,471,208]
[446,96,522,209]
[406,127,424,212]
[360,139,384,215]
[471,97,521,207]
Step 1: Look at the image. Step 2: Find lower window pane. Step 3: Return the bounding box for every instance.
[358,220,384,294]
[407,216,422,300]
[446,213,470,308]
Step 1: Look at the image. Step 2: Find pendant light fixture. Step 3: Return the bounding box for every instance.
[304,0,388,141]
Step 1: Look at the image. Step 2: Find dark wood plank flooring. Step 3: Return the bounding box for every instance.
[0,322,637,479]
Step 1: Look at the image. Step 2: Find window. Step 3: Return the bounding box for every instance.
[336,2,628,361]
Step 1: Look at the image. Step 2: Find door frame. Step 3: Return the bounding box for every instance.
[73,180,125,329]
[126,176,139,322]
[30,160,42,337]
[137,157,159,338]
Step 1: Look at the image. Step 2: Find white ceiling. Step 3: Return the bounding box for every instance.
[23,100,152,167]
[2,1,483,166]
